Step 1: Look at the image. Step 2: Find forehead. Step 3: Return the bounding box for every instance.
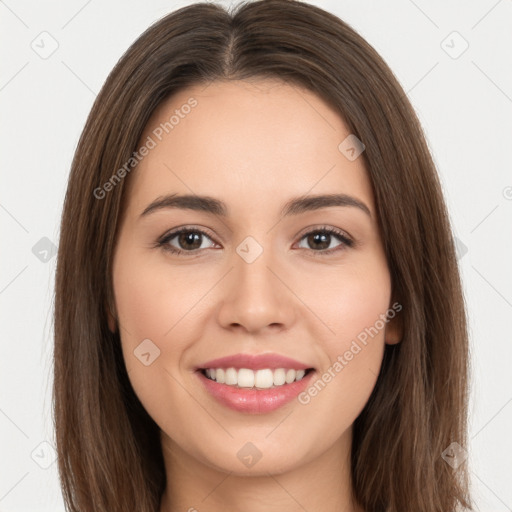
[124,79,374,219]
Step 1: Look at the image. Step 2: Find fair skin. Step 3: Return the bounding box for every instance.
[110,79,401,512]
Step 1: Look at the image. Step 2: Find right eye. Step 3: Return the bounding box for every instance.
[157,227,218,255]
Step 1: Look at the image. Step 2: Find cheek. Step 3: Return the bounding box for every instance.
[297,257,391,424]
[313,255,392,349]
[112,250,214,412]
[112,248,209,346]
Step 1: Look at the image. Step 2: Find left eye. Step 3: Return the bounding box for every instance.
[157,226,353,255]
[296,228,353,253]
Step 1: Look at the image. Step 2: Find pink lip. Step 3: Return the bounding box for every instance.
[197,353,313,371]
[197,369,315,414]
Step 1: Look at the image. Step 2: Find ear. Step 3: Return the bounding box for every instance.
[385,302,403,345]
[106,299,118,333]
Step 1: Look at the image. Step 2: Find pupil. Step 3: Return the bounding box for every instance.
[309,233,329,250]
[179,232,201,249]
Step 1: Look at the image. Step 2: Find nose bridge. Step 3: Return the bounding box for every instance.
[217,233,294,332]
[234,233,282,305]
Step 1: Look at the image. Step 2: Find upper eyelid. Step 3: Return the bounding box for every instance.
[159,226,217,245]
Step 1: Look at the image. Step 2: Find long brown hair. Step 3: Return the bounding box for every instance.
[54,1,473,510]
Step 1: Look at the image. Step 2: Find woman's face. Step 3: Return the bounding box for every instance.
[111,79,401,475]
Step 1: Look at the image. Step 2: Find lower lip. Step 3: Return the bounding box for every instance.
[197,370,315,414]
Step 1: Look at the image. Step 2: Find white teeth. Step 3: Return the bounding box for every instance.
[237,368,255,388]
[216,368,225,384]
[225,368,237,385]
[285,369,296,384]
[273,368,286,386]
[203,367,310,388]
[255,369,274,389]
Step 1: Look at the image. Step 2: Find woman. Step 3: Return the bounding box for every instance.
[53,1,473,510]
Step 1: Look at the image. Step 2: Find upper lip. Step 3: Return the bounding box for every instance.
[197,353,314,371]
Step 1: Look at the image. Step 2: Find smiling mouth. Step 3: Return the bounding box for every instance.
[199,367,315,389]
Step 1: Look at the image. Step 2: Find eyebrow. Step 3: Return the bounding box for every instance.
[139,193,372,219]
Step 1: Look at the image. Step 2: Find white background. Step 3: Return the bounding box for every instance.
[1,0,511,510]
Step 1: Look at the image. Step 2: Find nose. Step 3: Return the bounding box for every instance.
[216,245,296,334]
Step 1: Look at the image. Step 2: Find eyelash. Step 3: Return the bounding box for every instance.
[156,225,354,257]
